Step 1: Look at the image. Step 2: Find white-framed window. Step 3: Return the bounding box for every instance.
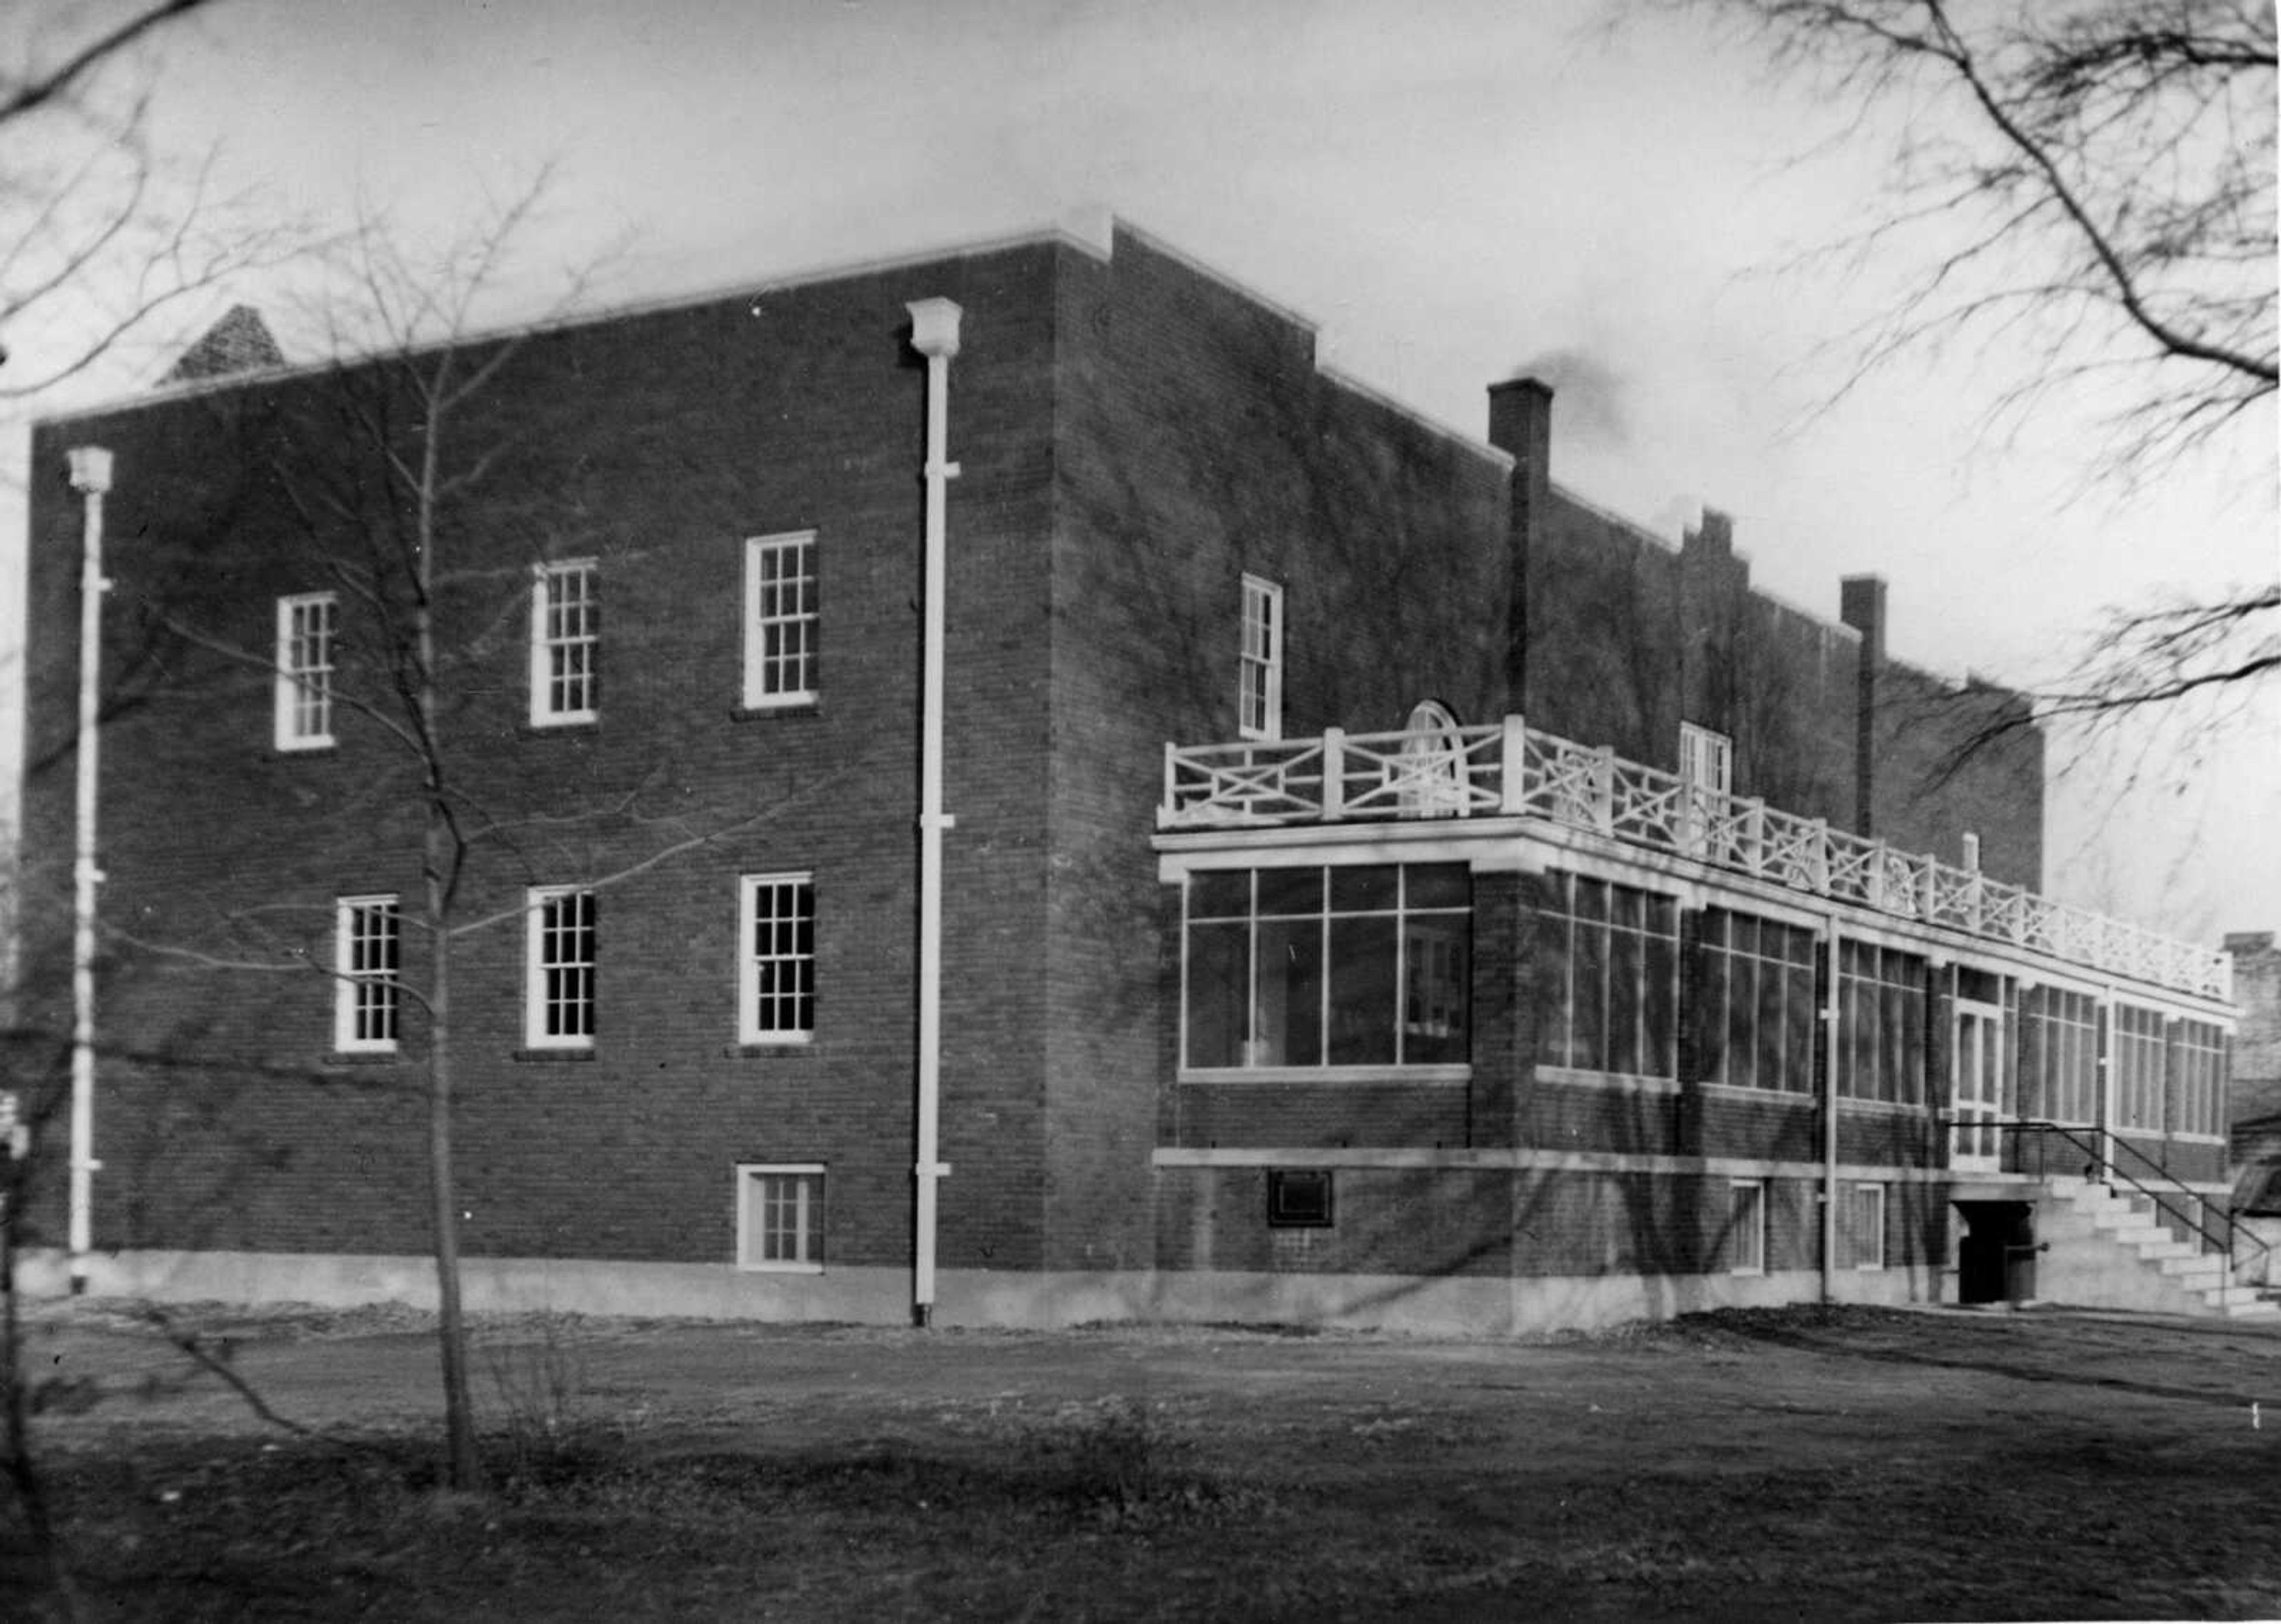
[735,1164,824,1271]
[1542,873,1679,1079]
[1729,1179,1767,1275]
[2173,1019,2227,1138]
[1700,909,1818,1094]
[2020,985,2099,1126]
[530,560,599,725]
[333,894,400,1053]
[274,592,338,750]
[1679,721,1733,795]
[738,872,816,1044]
[1239,574,1283,740]
[744,531,818,708]
[1183,864,1470,1072]
[1837,940,1931,1104]
[2113,1003,2166,1131]
[525,886,596,1048]
[1848,1182,1887,1271]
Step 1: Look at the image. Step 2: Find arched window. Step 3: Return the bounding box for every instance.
[1397,700,1465,819]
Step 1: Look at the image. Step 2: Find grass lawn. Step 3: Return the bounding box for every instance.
[8,1301,2281,1619]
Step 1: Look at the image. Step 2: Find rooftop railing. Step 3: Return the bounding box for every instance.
[1160,716,2231,1001]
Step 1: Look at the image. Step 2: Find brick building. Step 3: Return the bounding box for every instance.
[15,222,2254,1329]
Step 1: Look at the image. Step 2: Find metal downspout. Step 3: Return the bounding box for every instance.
[67,446,113,1295]
[907,298,962,1328]
[1822,910,1842,1306]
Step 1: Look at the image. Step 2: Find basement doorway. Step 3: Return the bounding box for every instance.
[1955,1200,2037,1305]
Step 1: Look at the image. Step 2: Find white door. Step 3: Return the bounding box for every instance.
[1950,1000,2007,1173]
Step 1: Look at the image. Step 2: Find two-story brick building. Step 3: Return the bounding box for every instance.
[15,220,2254,1330]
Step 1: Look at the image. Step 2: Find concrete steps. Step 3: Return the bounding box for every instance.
[2037,1179,2280,1322]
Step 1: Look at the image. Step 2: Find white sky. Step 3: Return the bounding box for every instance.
[21,0,2281,943]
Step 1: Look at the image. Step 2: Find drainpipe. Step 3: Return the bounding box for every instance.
[1821,911,1842,1305]
[66,446,113,1296]
[907,298,962,1329]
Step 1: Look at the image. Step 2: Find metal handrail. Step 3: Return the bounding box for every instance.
[1993,1118,2269,1274]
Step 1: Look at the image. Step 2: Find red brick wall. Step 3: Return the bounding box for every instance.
[1044,229,1512,1269]
[21,242,1071,1272]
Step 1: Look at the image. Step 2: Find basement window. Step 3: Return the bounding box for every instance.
[737,1164,825,1271]
[1729,1180,1767,1276]
[1267,1168,1334,1229]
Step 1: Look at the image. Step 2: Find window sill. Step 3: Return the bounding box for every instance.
[725,1042,818,1059]
[732,697,821,722]
[326,1050,402,1067]
[519,719,598,738]
[513,1047,596,1063]
[272,740,338,758]
[1699,1082,1816,1104]
[1177,1064,1470,1086]
[1536,1066,1682,1094]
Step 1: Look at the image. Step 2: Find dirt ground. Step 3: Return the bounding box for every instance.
[8,1298,2281,1620]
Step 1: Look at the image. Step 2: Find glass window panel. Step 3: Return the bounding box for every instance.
[1256,918,1322,1066]
[1328,914,1399,1065]
[1405,921,1469,1064]
[1185,921,1249,1068]
[1755,941,1787,1089]
[1330,865,1401,913]
[1786,966,1816,1094]
[1608,929,1642,1076]
[1574,920,1607,1069]
[1257,868,1323,918]
[1644,934,1675,1079]
[1405,865,1471,912]
[1700,943,1729,1083]
[1190,871,1252,921]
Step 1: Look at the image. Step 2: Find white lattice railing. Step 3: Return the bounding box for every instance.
[1159,715,2232,1000]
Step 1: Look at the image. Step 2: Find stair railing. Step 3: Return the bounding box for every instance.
[1994,1119,2270,1279]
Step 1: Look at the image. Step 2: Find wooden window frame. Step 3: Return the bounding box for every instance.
[529,560,600,726]
[743,531,819,709]
[735,1164,825,1272]
[525,886,597,1050]
[274,592,339,751]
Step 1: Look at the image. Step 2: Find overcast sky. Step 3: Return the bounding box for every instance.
[23,0,2281,943]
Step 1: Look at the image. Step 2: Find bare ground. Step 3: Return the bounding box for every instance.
[8,1299,2281,1619]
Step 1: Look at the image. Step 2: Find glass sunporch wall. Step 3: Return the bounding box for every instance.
[1183,863,1471,1073]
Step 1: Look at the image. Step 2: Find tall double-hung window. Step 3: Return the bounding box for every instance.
[1184,864,1470,1072]
[333,895,400,1053]
[1238,574,1282,740]
[739,873,816,1044]
[274,592,338,750]
[526,886,597,1049]
[1541,874,1678,1078]
[744,532,818,707]
[530,560,599,725]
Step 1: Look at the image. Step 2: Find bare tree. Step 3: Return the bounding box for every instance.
[0,2,291,401]
[1631,0,2276,725]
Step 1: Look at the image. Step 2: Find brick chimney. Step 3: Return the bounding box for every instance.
[1840,574,1887,835]
[1487,377,1552,710]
